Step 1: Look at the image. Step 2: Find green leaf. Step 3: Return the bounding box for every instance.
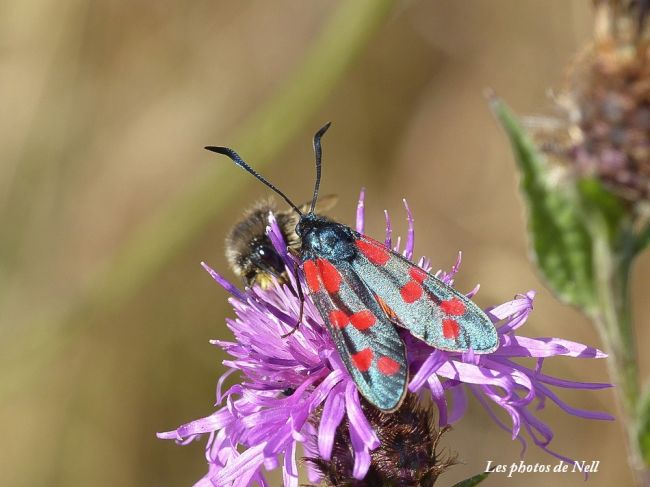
[576,178,626,244]
[451,471,491,487]
[491,98,597,312]
[636,382,650,464]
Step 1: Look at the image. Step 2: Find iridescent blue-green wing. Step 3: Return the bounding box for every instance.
[302,258,407,411]
[350,235,498,354]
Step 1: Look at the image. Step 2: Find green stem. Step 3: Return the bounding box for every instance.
[591,217,645,484]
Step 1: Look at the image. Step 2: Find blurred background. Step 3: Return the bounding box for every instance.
[2,0,647,485]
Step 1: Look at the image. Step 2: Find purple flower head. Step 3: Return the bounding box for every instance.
[159,190,613,486]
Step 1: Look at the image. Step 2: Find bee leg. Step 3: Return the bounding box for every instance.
[281,264,305,338]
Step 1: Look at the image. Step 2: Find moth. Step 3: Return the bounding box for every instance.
[206,123,498,412]
[225,195,337,289]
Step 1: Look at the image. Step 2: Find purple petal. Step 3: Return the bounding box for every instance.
[497,335,607,358]
[157,408,234,440]
[356,188,365,234]
[488,292,534,322]
[479,384,522,439]
[403,198,415,260]
[345,382,380,449]
[436,251,462,285]
[213,442,267,486]
[215,368,237,405]
[497,312,530,334]
[393,235,402,253]
[520,419,584,477]
[466,283,481,299]
[349,418,372,480]
[479,359,536,405]
[266,213,289,260]
[470,385,528,456]
[409,349,446,392]
[318,384,346,460]
[521,408,553,446]
[201,262,247,301]
[282,440,298,487]
[427,373,448,426]
[384,210,392,247]
[493,357,612,390]
[535,382,615,421]
[436,360,516,393]
[417,256,432,272]
[448,384,468,424]
[302,425,324,483]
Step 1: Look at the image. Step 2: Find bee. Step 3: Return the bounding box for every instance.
[225,195,337,289]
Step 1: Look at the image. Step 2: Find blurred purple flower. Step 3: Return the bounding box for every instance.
[158,191,613,487]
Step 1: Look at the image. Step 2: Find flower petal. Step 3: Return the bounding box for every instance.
[356,188,365,233]
[201,262,247,301]
[402,198,415,260]
[497,335,607,358]
[345,382,380,449]
[318,384,346,460]
[427,373,448,426]
[282,440,298,487]
[213,442,267,486]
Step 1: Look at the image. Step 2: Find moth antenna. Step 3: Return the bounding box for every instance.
[309,122,331,214]
[205,146,302,215]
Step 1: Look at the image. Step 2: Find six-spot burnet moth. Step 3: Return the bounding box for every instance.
[206,123,499,412]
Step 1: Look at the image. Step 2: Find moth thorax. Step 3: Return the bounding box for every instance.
[302,223,355,260]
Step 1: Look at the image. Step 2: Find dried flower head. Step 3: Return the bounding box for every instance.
[306,394,456,487]
[158,191,613,486]
[533,0,650,202]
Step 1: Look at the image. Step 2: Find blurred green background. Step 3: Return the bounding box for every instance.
[2,0,647,485]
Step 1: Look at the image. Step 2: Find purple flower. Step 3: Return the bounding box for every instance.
[158,190,613,486]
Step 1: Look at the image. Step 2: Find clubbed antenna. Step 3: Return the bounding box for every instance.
[309,122,332,214]
[205,146,302,215]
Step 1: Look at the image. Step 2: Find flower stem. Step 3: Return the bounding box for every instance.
[591,216,646,484]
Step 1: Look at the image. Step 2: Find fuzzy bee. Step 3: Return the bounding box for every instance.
[225,195,337,289]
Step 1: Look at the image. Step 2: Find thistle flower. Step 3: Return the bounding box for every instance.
[158,191,613,486]
[531,0,650,202]
[305,393,457,487]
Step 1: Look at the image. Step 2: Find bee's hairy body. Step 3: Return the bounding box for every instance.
[225,195,337,289]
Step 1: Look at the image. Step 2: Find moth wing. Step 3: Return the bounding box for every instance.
[350,235,498,354]
[302,258,407,411]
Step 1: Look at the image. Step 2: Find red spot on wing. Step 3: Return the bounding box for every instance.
[350,310,376,331]
[409,266,428,283]
[303,260,320,293]
[351,348,373,372]
[440,298,466,316]
[377,356,401,376]
[356,239,390,265]
[328,310,349,329]
[400,280,423,303]
[317,259,342,294]
[442,319,460,339]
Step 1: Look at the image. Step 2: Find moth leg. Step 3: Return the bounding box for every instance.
[281,263,305,338]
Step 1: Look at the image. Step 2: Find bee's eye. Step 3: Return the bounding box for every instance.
[251,240,285,275]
